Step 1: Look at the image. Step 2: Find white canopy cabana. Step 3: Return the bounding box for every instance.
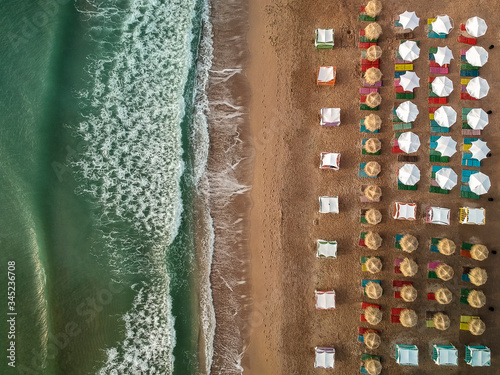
[320,153,341,170]
[434,46,454,66]
[433,345,458,366]
[396,344,419,366]
[399,40,420,61]
[396,101,419,122]
[319,196,339,213]
[317,66,335,83]
[434,106,457,128]
[315,290,336,309]
[431,76,453,97]
[469,172,491,195]
[467,108,489,130]
[315,29,334,48]
[466,345,491,367]
[393,202,417,220]
[466,17,487,38]
[470,139,490,161]
[398,164,420,186]
[427,206,451,225]
[435,168,457,190]
[398,131,421,153]
[460,207,485,225]
[467,77,490,99]
[315,347,335,369]
[432,15,453,35]
[436,136,457,157]
[466,46,488,67]
[316,240,337,258]
[399,11,420,31]
[321,108,340,126]
[400,71,420,91]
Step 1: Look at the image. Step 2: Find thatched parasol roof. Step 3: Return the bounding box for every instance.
[364,161,381,177]
[365,208,382,224]
[436,264,454,281]
[364,138,382,153]
[437,238,456,255]
[366,257,383,273]
[365,231,382,250]
[467,290,486,308]
[365,0,383,17]
[471,244,489,261]
[433,312,450,331]
[365,358,382,375]
[364,185,382,201]
[400,234,418,253]
[400,257,418,277]
[365,68,383,85]
[365,306,382,325]
[400,309,417,327]
[365,114,382,132]
[366,92,382,108]
[435,287,453,305]
[469,267,487,286]
[364,331,381,350]
[401,284,417,302]
[365,281,383,299]
[366,45,383,61]
[469,318,486,335]
[365,22,383,40]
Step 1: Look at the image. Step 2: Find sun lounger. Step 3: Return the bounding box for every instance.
[394,234,403,250]
[360,302,381,321]
[392,139,403,154]
[430,166,450,194]
[358,6,376,22]
[363,79,383,87]
[360,354,381,374]
[394,122,412,131]
[461,92,479,101]
[361,256,381,272]
[460,289,472,304]
[393,280,412,299]
[460,315,480,330]
[460,242,473,258]
[361,139,381,155]
[391,308,403,323]
[359,232,367,247]
[357,327,379,343]
[360,103,379,111]
[394,258,403,274]
[458,35,477,45]
[428,19,447,39]
[430,238,441,253]
[398,155,418,162]
[462,266,472,282]
[426,311,444,328]
[461,170,480,199]
[396,31,414,40]
[428,262,443,279]
[359,163,378,178]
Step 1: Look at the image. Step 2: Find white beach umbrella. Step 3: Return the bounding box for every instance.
[434,106,457,128]
[399,11,420,31]
[467,77,490,99]
[469,139,490,161]
[400,71,420,92]
[398,132,420,154]
[467,108,489,130]
[396,101,419,123]
[432,15,453,35]
[436,136,457,157]
[469,172,491,195]
[466,16,487,38]
[466,46,489,67]
[399,40,420,61]
[431,76,453,97]
[435,168,458,190]
[433,46,454,66]
[398,163,420,185]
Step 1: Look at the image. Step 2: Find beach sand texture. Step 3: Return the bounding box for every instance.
[243,0,500,374]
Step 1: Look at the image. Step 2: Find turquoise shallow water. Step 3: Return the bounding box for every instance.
[0,0,209,374]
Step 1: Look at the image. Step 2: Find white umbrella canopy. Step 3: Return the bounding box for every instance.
[466,16,487,38]
[399,40,420,61]
[434,106,457,128]
[436,136,457,157]
[470,139,490,161]
[434,46,454,66]
[399,164,420,185]
[399,11,420,31]
[469,172,491,195]
[400,71,420,92]
[398,132,421,153]
[435,168,458,190]
[432,15,453,34]
[467,108,489,130]
[396,101,419,123]
[431,76,453,97]
[466,46,489,67]
[467,77,490,99]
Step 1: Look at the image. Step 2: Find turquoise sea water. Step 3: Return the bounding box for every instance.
[0,0,211,374]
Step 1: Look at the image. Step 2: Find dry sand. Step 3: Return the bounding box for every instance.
[240,0,500,374]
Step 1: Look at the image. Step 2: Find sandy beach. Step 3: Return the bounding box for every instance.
[237,0,500,374]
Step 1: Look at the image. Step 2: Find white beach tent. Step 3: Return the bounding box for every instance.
[393,202,417,220]
[434,46,454,66]
[434,106,457,128]
[398,131,420,153]
[321,108,341,126]
[315,29,334,48]
[469,139,490,161]
[399,40,420,61]
[427,206,451,225]
[398,164,420,186]
[400,71,420,92]
[435,168,458,190]
[395,344,419,366]
[399,11,420,31]
[431,76,453,97]
[315,290,336,309]
[432,15,453,35]
[460,207,485,225]
[466,46,489,67]
[316,240,337,258]
[433,345,458,366]
[466,17,488,38]
[436,136,457,157]
[317,66,335,83]
[467,108,489,130]
[469,172,491,195]
[319,196,339,213]
[466,345,491,367]
[315,347,335,369]
[320,153,341,170]
[396,101,419,123]
[467,77,490,99]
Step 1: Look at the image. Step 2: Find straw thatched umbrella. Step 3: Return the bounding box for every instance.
[365,114,382,132]
[365,231,382,250]
[400,309,417,327]
[365,281,383,299]
[435,287,453,305]
[400,234,418,253]
[365,306,382,325]
[433,312,450,331]
[366,92,382,108]
[469,318,486,336]
[468,290,486,308]
[469,267,487,286]
[364,185,382,201]
[366,45,383,61]
[364,161,381,177]
[365,68,383,85]
[365,208,382,224]
[365,22,383,40]
[364,331,381,350]
[365,0,383,17]
[400,258,418,277]
[365,358,382,375]
[364,138,382,154]
[366,257,383,273]
[436,264,454,281]
[437,238,456,255]
[401,284,417,302]
[471,244,489,261]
